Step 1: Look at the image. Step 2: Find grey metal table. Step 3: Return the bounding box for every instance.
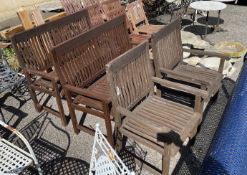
[190,1,227,39]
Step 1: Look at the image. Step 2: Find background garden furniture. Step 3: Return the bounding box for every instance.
[0,120,42,175]
[126,0,163,35]
[0,43,25,94]
[151,19,227,110]
[51,15,132,146]
[106,41,207,175]
[60,0,105,26]
[89,124,135,175]
[190,1,227,39]
[11,9,92,126]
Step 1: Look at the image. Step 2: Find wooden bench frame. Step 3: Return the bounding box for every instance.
[11,9,92,126]
[51,15,132,146]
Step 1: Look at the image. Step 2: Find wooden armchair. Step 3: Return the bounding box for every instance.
[106,41,207,175]
[126,0,163,35]
[51,15,132,146]
[151,19,227,108]
[11,10,92,126]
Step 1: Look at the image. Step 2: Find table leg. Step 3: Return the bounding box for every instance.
[203,11,209,39]
[217,10,221,29]
[214,10,226,33]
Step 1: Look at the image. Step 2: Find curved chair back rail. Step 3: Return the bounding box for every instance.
[200,62,247,175]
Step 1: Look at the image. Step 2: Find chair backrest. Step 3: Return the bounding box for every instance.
[51,15,131,88]
[100,0,126,21]
[126,0,149,30]
[60,0,84,14]
[86,3,105,26]
[31,6,45,26]
[106,41,153,111]
[81,0,99,6]
[151,19,183,77]
[12,9,91,72]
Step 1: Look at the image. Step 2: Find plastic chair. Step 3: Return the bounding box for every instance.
[89,124,135,175]
[0,120,42,175]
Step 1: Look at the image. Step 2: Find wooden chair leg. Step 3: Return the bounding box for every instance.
[54,84,67,126]
[65,92,80,134]
[162,146,171,175]
[29,87,43,112]
[103,103,114,147]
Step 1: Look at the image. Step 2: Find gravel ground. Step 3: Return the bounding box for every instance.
[0,2,246,175]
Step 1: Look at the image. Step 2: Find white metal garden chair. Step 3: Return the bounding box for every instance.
[89,124,135,175]
[0,120,42,175]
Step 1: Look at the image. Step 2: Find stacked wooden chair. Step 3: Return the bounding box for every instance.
[11,9,92,126]
[60,0,105,26]
[151,19,227,110]
[51,15,132,146]
[126,0,163,35]
[106,41,208,175]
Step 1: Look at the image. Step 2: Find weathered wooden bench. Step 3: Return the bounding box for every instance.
[51,15,132,146]
[11,9,92,126]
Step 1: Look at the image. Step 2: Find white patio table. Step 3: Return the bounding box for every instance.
[190,1,227,38]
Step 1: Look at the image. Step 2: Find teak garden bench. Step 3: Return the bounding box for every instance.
[51,15,132,146]
[11,9,92,126]
[106,41,208,175]
[151,19,227,110]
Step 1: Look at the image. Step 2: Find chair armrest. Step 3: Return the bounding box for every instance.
[160,68,210,86]
[183,48,229,73]
[27,69,58,82]
[152,77,209,99]
[64,84,110,103]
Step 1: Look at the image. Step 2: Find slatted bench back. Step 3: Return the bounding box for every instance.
[106,41,152,111]
[52,15,131,88]
[12,9,91,72]
[151,19,183,73]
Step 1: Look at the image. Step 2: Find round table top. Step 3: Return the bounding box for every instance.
[190,1,227,11]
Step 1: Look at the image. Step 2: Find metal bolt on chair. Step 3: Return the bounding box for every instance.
[89,124,135,175]
[0,120,42,175]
